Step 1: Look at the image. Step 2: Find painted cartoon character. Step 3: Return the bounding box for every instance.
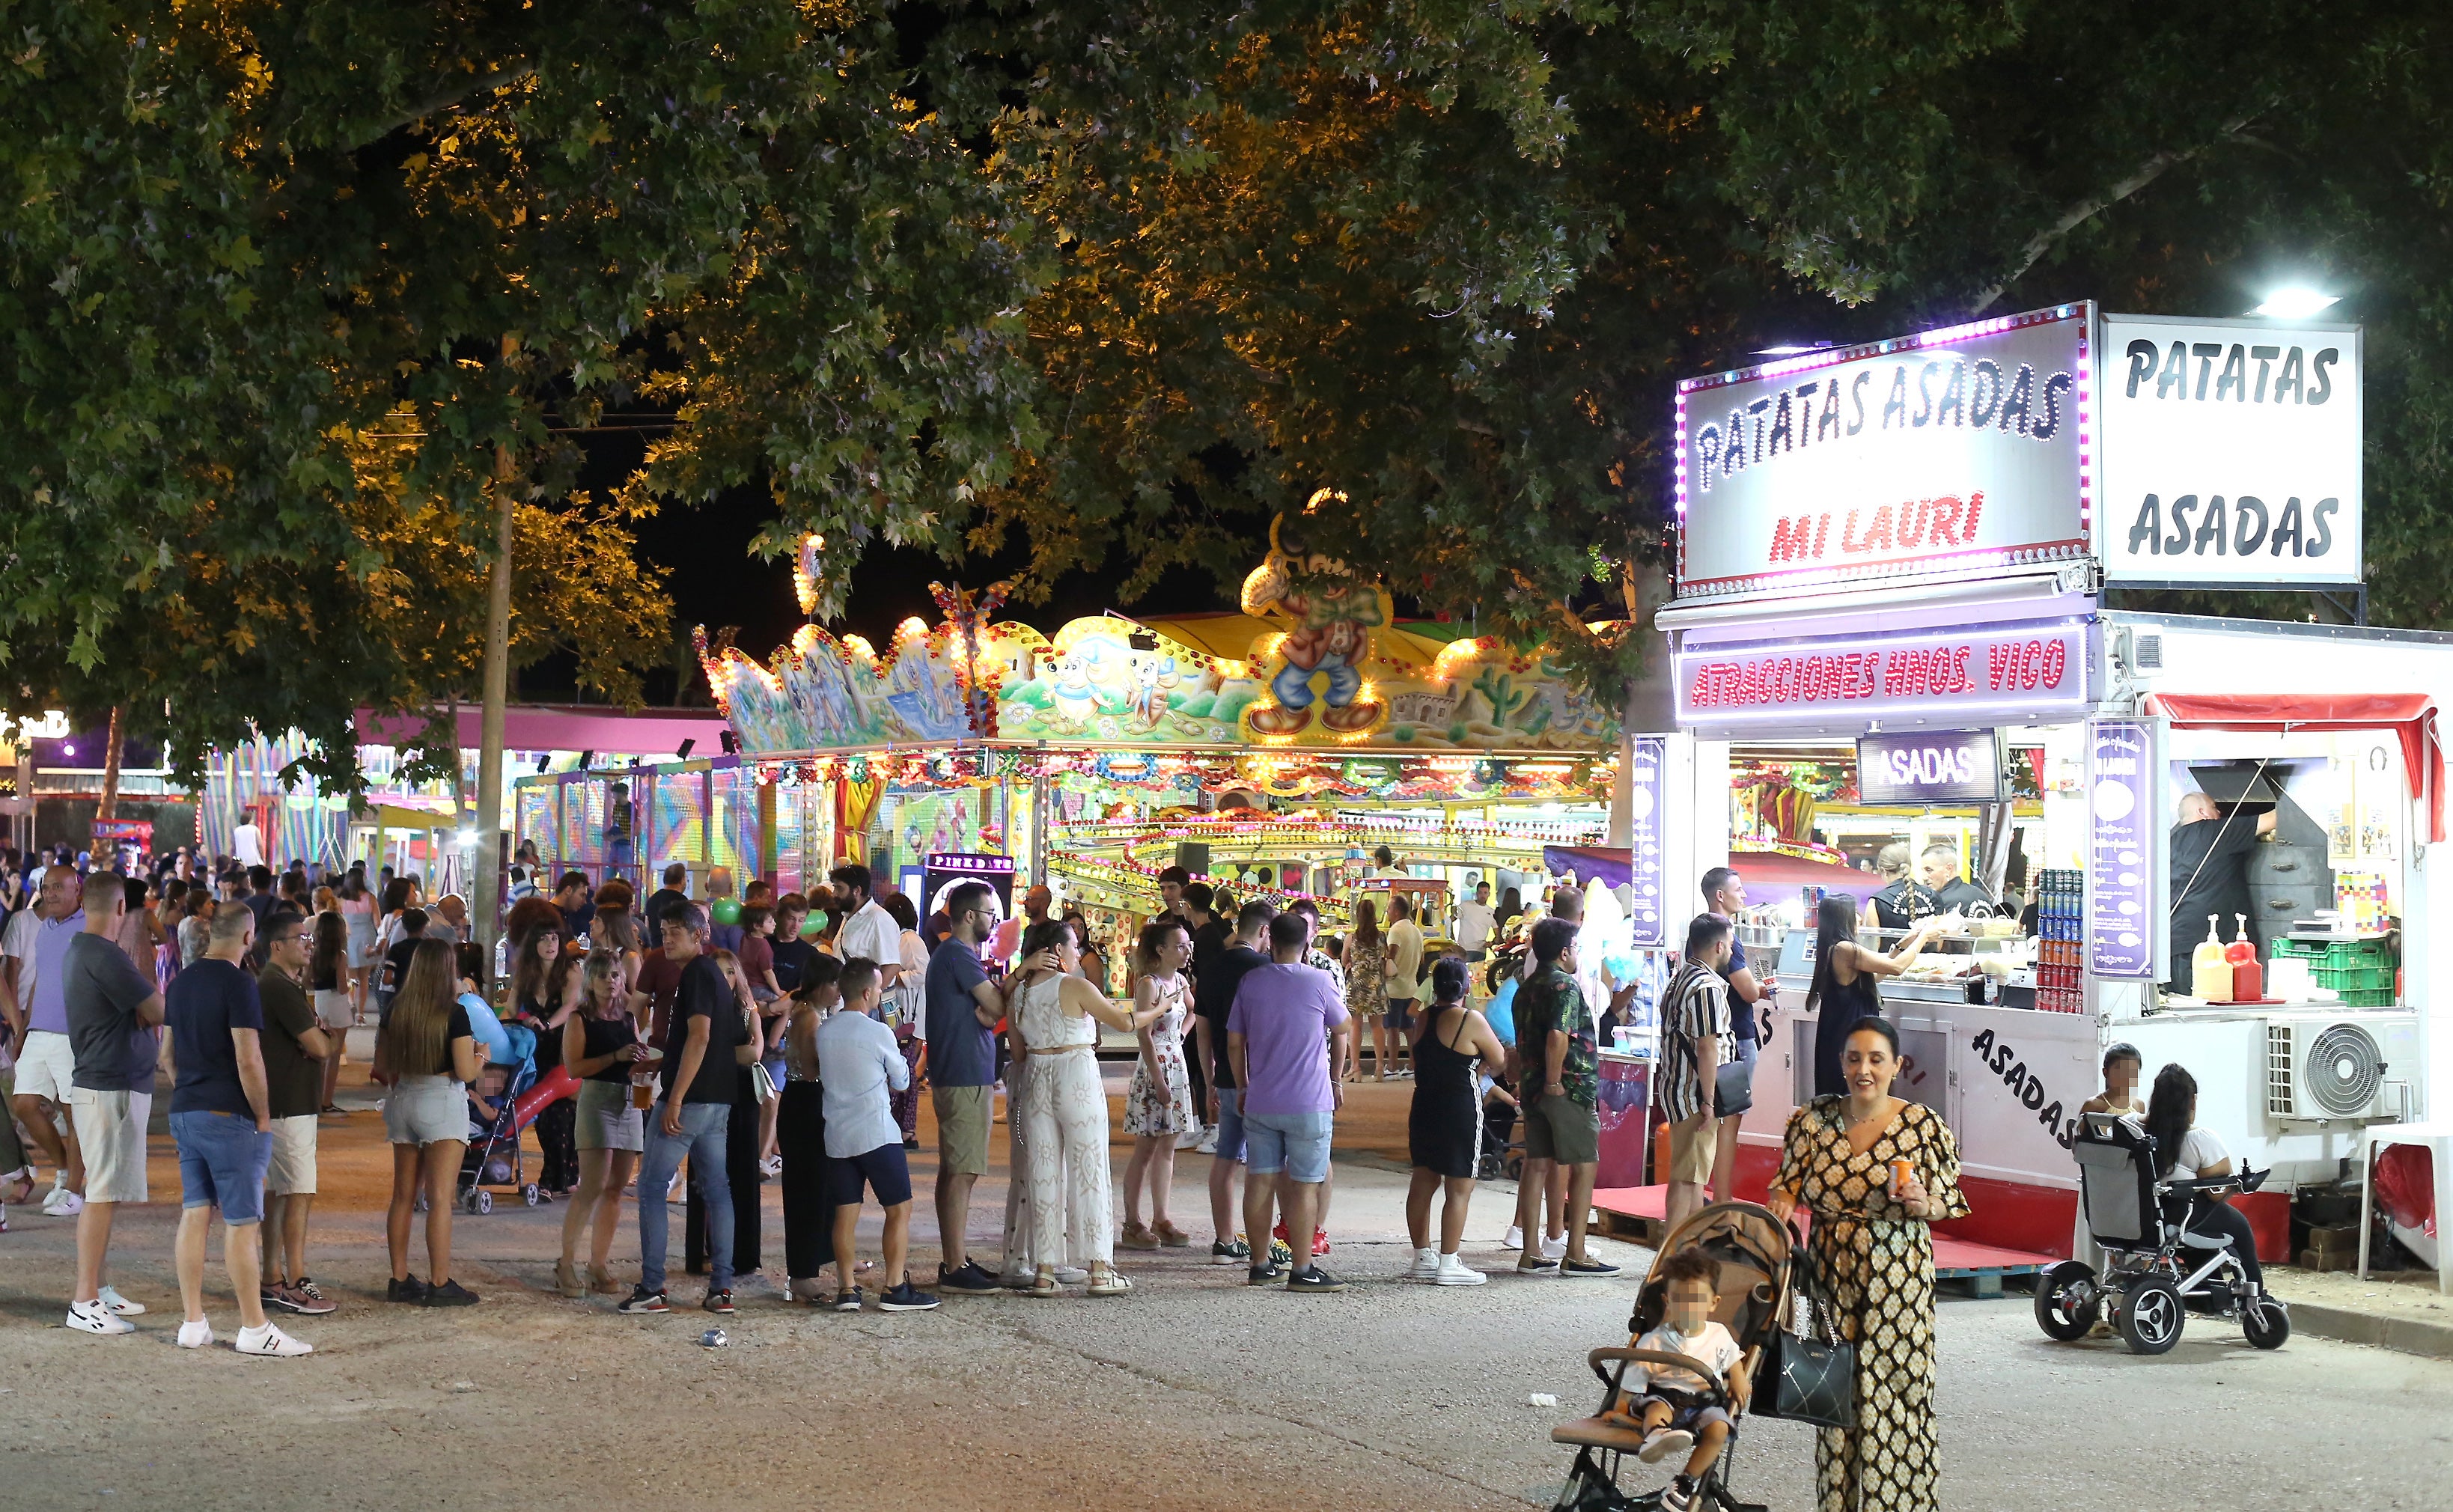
[1048,650,1098,727]
[1240,513,1388,737]
[1131,655,1178,727]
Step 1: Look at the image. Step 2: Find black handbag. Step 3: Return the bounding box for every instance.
[1713,1058,1753,1117]
[1756,1234,1858,1430]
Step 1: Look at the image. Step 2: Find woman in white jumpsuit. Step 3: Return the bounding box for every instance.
[1009,918,1162,1296]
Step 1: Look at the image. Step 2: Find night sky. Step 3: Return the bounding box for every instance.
[555,431,1239,705]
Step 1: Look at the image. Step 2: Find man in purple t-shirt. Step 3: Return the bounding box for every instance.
[1227,912,1351,1293]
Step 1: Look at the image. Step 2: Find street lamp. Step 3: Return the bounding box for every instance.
[2249,287,2340,319]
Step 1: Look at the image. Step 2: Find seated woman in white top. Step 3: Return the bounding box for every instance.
[1008,918,1164,1298]
[2142,1062,2262,1293]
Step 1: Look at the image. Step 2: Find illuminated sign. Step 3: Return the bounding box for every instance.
[1857,729,2005,805]
[1673,305,2091,601]
[2097,314,2361,586]
[2085,719,2158,978]
[1,711,69,742]
[1675,618,2091,728]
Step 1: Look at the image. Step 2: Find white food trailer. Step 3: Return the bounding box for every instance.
[1646,302,2442,1262]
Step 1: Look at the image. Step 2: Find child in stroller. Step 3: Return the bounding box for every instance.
[1601,1247,1753,1508]
[1550,1201,1788,1512]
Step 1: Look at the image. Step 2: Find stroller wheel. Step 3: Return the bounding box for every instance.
[2118,1275,2184,1355]
[2032,1260,2101,1341]
[522,1183,543,1208]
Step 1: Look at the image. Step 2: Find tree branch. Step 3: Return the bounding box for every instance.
[1971,109,2267,313]
[347,64,538,152]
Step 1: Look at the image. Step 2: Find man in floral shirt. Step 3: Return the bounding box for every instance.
[1514,917,1617,1277]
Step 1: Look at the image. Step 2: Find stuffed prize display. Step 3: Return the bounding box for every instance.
[711,897,741,926]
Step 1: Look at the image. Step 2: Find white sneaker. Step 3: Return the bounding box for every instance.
[1435,1252,1489,1286]
[1502,1223,1525,1250]
[1541,1233,1568,1261]
[1408,1246,1441,1281]
[1175,1126,1204,1151]
[177,1318,214,1349]
[236,1321,313,1357]
[1053,1266,1090,1284]
[97,1284,146,1317]
[758,1155,783,1178]
[65,1299,133,1335]
[1638,1427,1694,1465]
[1194,1127,1219,1154]
[41,1183,84,1217]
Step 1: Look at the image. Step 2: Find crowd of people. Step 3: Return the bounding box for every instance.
[0,841,1652,1338]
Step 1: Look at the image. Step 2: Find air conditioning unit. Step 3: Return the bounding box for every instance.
[2265,1012,2419,1121]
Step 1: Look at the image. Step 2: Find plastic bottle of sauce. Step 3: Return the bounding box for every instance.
[2193,915,2234,1002]
[2225,913,2263,1002]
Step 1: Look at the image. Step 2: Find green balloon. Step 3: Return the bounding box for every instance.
[799,912,823,938]
[711,898,741,925]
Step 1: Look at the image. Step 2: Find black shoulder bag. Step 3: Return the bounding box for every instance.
[1755,1225,1858,1430]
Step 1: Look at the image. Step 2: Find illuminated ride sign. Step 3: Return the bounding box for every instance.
[1857,729,2006,805]
[1675,619,2091,730]
[1674,305,2092,601]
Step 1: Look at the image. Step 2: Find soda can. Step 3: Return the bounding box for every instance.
[700,1328,728,1349]
[1889,1159,1913,1198]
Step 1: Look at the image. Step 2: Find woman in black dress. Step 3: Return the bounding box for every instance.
[510,923,582,1194]
[1804,895,1939,1099]
[1404,958,1508,1286]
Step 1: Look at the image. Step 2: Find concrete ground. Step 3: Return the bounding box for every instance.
[4,1049,2452,1511]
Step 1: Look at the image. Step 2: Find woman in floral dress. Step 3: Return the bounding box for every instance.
[1341,899,1387,1082]
[1118,919,1197,1250]
[1767,1016,1969,1512]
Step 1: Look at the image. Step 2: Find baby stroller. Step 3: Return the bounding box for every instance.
[2033,1112,2289,1355]
[1477,1075,1524,1181]
[1549,1201,1791,1512]
[451,1022,543,1215]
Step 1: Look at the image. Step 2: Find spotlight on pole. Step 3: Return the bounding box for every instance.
[2249,287,2340,320]
[676,738,695,760]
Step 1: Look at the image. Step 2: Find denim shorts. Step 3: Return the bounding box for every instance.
[171,1109,273,1225]
[1242,1109,1333,1183]
[1383,998,1414,1031]
[1213,1088,1247,1164]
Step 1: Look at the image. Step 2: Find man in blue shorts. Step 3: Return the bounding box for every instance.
[1227,912,1352,1293]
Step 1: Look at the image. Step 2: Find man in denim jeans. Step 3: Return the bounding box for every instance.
[621,902,751,1316]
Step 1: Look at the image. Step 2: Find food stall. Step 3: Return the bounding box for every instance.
[1645,302,2441,1263]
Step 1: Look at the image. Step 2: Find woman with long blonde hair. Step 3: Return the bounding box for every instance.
[1343,898,1386,1082]
[558,951,648,1296]
[375,937,483,1306]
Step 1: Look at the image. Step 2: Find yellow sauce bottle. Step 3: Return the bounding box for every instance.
[2192,915,2234,1002]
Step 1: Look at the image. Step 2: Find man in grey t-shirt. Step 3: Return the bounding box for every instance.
[61,873,165,1335]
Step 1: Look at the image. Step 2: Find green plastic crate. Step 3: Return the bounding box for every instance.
[2315,964,2394,991]
[2278,936,2397,969]
[2329,987,2397,1008]
[2272,938,2328,960]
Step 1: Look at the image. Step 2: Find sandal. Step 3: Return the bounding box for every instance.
[555,1258,585,1298]
[1151,1219,1193,1249]
[1086,1265,1133,1297]
[1025,1266,1061,1298]
[588,1266,622,1296]
[1118,1221,1160,1251]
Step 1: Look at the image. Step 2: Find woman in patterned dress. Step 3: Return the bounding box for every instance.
[1767,1016,1969,1512]
[1341,899,1386,1082]
[1118,919,1197,1250]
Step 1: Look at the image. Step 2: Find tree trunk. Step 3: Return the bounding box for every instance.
[473,451,516,984]
[98,704,124,823]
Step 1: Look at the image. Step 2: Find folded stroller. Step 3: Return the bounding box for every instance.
[1549,1201,1791,1512]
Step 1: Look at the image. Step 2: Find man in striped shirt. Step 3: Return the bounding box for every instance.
[1659,914,1736,1234]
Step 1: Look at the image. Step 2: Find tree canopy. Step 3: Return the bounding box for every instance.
[11,1,2453,778]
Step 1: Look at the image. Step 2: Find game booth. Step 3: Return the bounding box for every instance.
[522,522,1632,996]
[1599,301,2453,1292]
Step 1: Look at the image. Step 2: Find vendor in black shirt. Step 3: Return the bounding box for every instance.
[1868,844,1938,930]
[2169,792,2276,993]
[1916,845,1997,915]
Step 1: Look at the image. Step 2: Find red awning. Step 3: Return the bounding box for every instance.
[2143,692,2446,842]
